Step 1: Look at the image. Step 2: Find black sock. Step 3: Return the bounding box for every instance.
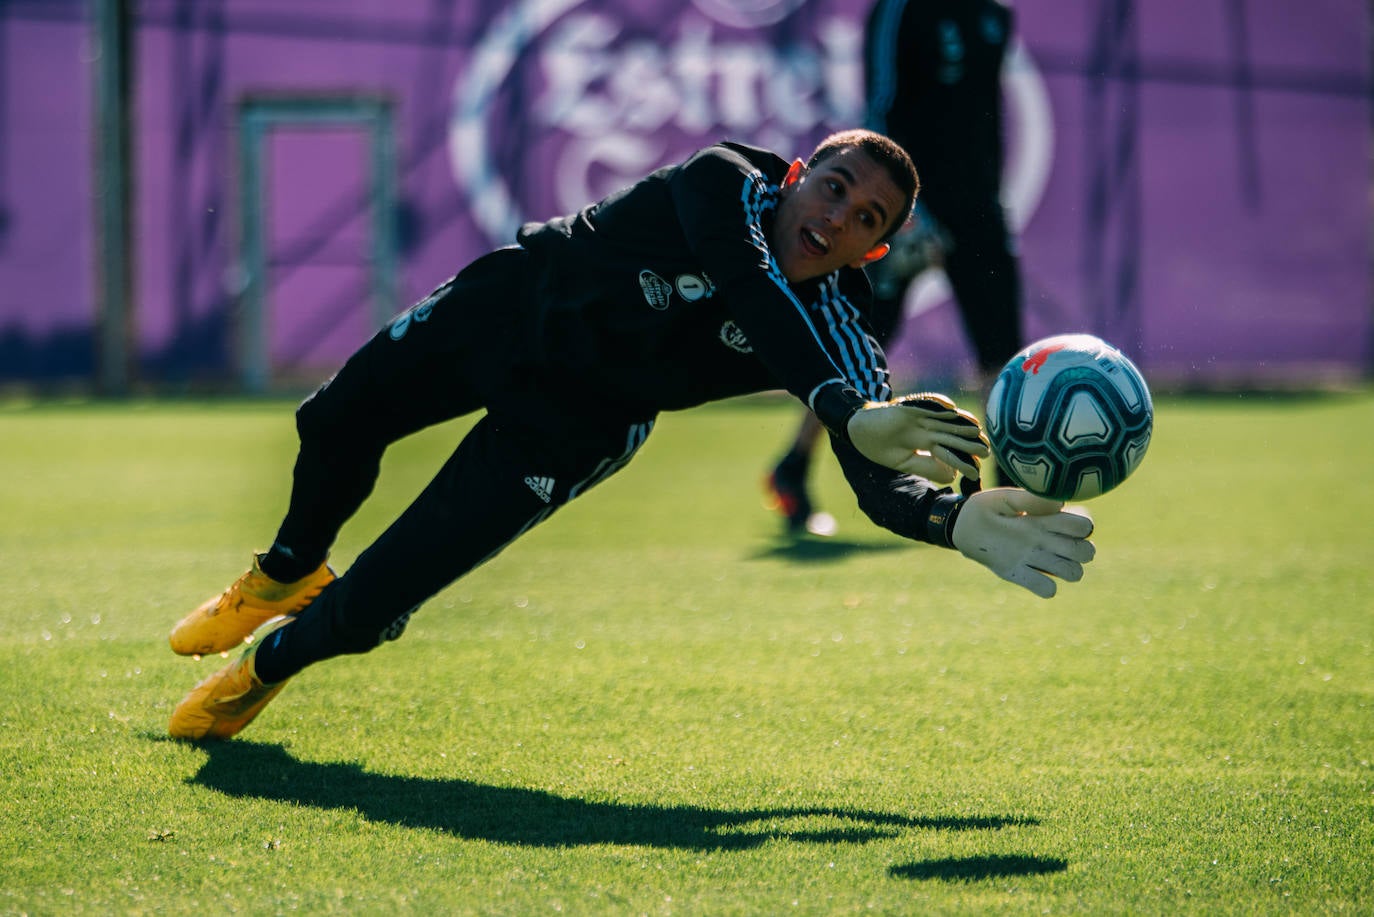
[775,448,810,479]
[252,622,298,684]
[253,597,396,685]
[259,542,322,584]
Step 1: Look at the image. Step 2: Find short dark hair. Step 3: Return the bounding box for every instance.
[807,129,919,242]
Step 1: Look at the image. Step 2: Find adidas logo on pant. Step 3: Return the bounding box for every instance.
[524,475,555,503]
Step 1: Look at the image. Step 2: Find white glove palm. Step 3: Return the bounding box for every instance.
[846,393,989,482]
[951,489,1096,598]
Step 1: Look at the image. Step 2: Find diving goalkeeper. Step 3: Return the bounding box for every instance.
[166,129,1094,741]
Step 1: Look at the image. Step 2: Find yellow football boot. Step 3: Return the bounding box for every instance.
[169,555,334,656]
[169,618,291,741]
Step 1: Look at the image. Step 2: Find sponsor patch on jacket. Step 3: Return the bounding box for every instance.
[639,270,673,310]
[719,320,753,354]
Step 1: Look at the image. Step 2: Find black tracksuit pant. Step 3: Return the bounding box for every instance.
[254,249,655,683]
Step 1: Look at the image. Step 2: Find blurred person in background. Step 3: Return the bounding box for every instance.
[766,0,1023,535]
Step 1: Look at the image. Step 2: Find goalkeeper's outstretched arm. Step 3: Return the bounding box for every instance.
[831,436,1096,599]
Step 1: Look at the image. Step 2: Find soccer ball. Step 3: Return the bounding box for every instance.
[985,334,1153,501]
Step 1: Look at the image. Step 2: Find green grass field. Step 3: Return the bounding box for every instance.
[0,390,1370,915]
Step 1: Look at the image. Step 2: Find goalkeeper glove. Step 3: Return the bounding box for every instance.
[949,489,1096,598]
[846,392,989,483]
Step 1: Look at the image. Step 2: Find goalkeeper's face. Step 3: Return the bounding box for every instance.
[771,147,901,283]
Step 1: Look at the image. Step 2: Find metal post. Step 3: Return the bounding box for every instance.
[1082,0,1141,356]
[237,112,269,393]
[370,114,399,330]
[236,97,397,392]
[93,0,134,394]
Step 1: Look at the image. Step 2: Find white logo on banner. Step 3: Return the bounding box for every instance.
[688,0,807,27]
[449,0,863,244]
[448,1,1054,325]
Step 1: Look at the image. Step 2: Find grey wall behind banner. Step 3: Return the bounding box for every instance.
[0,0,1368,390]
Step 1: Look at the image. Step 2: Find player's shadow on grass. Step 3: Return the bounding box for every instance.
[889,854,1068,882]
[750,537,909,564]
[189,741,1035,851]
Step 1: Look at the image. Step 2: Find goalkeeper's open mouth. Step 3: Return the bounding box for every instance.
[800,226,831,256]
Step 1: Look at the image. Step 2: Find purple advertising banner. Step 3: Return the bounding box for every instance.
[0,0,1369,389]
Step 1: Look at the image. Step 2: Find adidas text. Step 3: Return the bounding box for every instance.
[524,475,555,503]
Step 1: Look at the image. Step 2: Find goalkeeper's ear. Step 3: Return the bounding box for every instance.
[851,242,891,268]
